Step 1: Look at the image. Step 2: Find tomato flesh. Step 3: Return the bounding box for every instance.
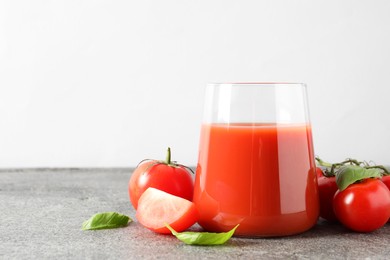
[136,188,198,234]
[333,178,390,232]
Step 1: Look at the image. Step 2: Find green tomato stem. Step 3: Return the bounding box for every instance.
[365,165,390,175]
[166,147,171,165]
[317,156,390,177]
[325,159,364,176]
[315,157,333,167]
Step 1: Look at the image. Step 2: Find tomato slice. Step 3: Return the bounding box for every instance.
[136,188,198,234]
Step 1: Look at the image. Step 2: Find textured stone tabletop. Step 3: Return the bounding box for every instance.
[0,168,389,259]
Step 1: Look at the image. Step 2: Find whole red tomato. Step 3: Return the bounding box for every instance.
[129,148,194,209]
[382,175,390,190]
[382,175,390,222]
[317,174,338,222]
[333,178,390,232]
[316,167,325,178]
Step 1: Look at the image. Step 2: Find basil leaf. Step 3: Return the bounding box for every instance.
[336,165,382,191]
[165,224,239,245]
[82,212,132,230]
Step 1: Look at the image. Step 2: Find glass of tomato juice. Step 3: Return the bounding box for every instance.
[193,83,319,237]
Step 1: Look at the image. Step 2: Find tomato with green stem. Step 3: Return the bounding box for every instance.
[333,178,390,232]
[316,157,390,227]
[129,147,194,209]
[382,175,390,223]
[315,163,339,222]
[316,167,325,177]
[382,175,390,190]
[317,174,338,222]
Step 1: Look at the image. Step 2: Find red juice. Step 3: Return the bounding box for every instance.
[193,123,319,237]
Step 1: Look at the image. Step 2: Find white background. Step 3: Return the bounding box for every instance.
[1,0,389,167]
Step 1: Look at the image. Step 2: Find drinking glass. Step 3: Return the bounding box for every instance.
[193,83,319,237]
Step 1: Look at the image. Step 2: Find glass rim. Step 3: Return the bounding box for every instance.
[208,82,306,85]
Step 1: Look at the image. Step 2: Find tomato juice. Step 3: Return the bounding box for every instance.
[193,123,319,237]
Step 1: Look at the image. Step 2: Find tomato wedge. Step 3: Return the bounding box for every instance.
[136,188,198,234]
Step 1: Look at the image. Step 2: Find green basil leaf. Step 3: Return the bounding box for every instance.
[165,224,239,246]
[336,165,382,191]
[82,212,132,230]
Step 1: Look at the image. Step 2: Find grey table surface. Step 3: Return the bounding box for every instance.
[0,168,389,260]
